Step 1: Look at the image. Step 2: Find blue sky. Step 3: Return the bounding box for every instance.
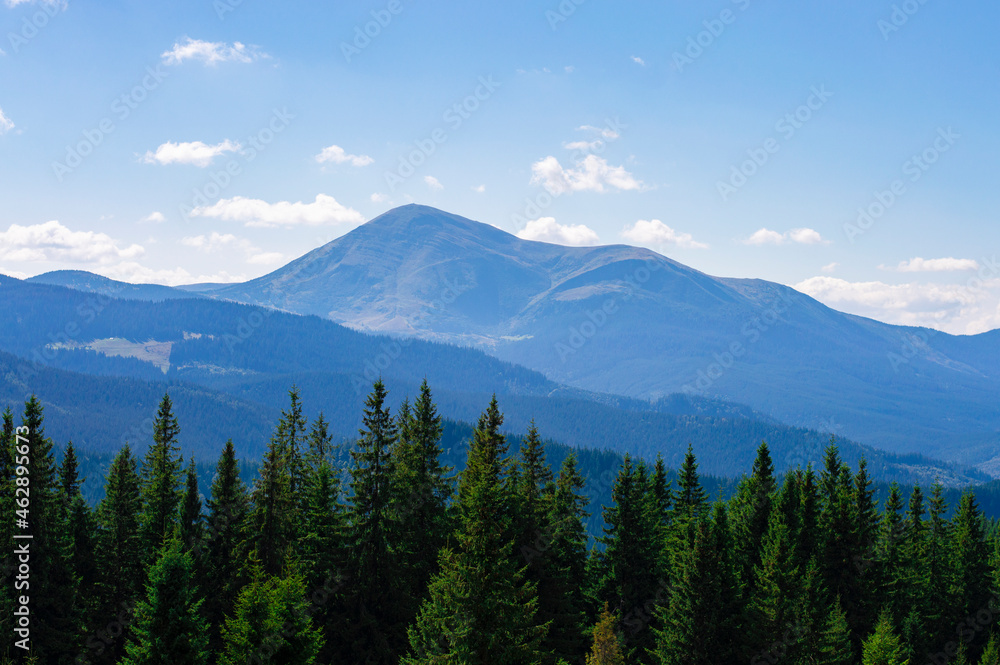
[1,0,998,333]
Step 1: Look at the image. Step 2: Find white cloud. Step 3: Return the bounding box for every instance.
[424,175,443,190]
[0,107,13,135]
[0,221,144,264]
[191,194,364,228]
[882,257,981,273]
[564,140,601,152]
[621,219,708,250]
[530,154,642,195]
[744,227,828,246]
[96,262,245,286]
[821,262,840,273]
[370,193,389,203]
[162,38,267,66]
[5,0,65,8]
[181,231,284,265]
[315,144,373,167]
[516,217,600,247]
[564,66,575,74]
[794,275,1000,334]
[0,268,29,279]
[578,124,620,140]
[631,55,646,66]
[139,211,166,224]
[141,140,241,167]
[472,184,486,193]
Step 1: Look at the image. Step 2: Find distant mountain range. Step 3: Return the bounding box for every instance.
[21,204,1000,475]
[0,274,979,486]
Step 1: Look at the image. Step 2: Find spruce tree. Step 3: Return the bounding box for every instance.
[179,458,204,554]
[817,597,854,665]
[122,538,210,665]
[878,483,906,624]
[951,492,992,661]
[218,564,324,665]
[980,633,1000,665]
[18,396,81,662]
[391,379,453,617]
[59,441,99,622]
[403,396,546,664]
[746,502,803,661]
[307,411,334,466]
[344,379,407,662]
[586,603,625,665]
[204,440,251,656]
[248,411,298,578]
[860,611,907,665]
[93,444,144,665]
[732,442,777,597]
[139,394,183,563]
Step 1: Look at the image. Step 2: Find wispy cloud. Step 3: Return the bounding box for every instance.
[744,227,828,246]
[180,231,283,265]
[191,194,364,228]
[0,107,14,135]
[162,38,267,66]
[621,219,707,249]
[315,144,373,167]
[631,55,646,66]
[424,175,443,190]
[516,217,600,246]
[881,257,980,272]
[139,212,166,224]
[141,140,241,167]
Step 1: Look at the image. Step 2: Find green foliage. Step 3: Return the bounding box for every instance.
[861,611,908,665]
[586,603,625,665]
[139,394,183,562]
[122,538,209,665]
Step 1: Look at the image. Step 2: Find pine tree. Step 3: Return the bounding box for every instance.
[403,396,546,664]
[18,396,82,662]
[816,597,854,665]
[204,440,251,656]
[537,453,591,663]
[851,458,881,642]
[732,442,777,597]
[179,458,204,554]
[391,379,453,617]
[59,441,99,622]
[139,394,183,563]
[277,386,309,502]
[306,411,335,466]
[218,564,324,665]
[860,611,907,665]
[651,516,731,665]
[93,444,144,665]
[673,444,708,522]
[122,538,210,665]
[248,419,296,578]
[878,483,906,624]
[300,459,348,662]
[980,633,1000,665]
[597,455,661,661]
[746,501,803,661]
[586,603,625,665]
[344,379,408,662]
[951,492,992,661]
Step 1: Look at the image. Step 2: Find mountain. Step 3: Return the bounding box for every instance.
[28,270,205,302]
[0,275,978,485]
[200,204,1000,469]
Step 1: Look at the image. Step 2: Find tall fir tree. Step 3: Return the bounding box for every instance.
[732,442,777,598]
[586,604,625,665]
[950,492,992,661]
[58,442,99,632]
[121,538,210,665]
[179,458,204,554]
[404,396,546,664]
[860,611,907,665]
[139,394,183,563]
[93,444,144,665]
[203,440,252,657]
[343,379,408,663]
